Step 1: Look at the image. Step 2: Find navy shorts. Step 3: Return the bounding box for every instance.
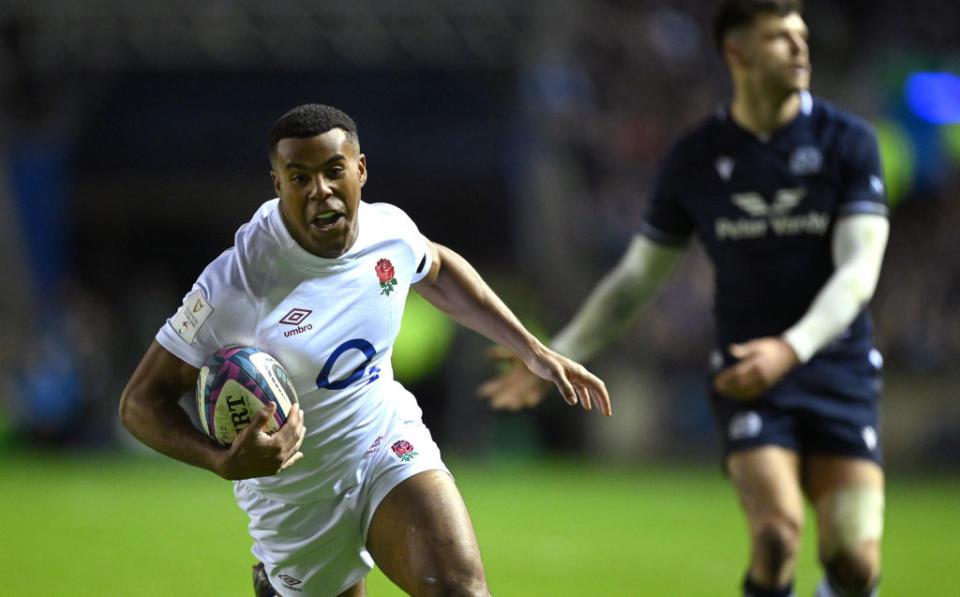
[710,348,884,468]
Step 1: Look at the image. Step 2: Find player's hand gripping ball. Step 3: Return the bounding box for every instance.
[196,346,299,445]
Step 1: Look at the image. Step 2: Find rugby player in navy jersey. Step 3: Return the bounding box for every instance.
[481,1,888,596]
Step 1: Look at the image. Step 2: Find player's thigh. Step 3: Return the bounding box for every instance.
[802,454,884,556]
[236,482,373,597]
[727,446,806,534]
[366,470,486,594]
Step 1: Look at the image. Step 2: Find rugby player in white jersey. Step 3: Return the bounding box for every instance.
[119,103,611,597]
[481,1,888,596]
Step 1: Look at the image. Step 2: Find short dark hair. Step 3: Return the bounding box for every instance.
[712,0,803,53]
[267,103,359,159]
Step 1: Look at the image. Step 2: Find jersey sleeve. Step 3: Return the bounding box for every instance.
[374,202,433,284]
[837,121,889,218]
[405,227,432,285]
[638,142,696,247]
[155,250,255,368]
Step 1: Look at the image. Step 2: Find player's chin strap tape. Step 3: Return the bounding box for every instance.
[783,214,889,363]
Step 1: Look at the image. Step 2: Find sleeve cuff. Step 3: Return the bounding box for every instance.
[782,327,817,364]
[637,221,690,247]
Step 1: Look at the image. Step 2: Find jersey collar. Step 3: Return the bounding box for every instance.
[721,90,814,143]
[799,90,813,115]
[269,199,368,272]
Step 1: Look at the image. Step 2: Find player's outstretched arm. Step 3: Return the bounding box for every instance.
[119,341,305,479]
[714,214,890,399]
[413,241,612,416]
[478,234,683,410]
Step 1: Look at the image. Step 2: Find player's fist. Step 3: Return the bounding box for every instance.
[713,337,799,399]
[216,403,306,480]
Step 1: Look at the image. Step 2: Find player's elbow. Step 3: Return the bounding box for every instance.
[118,382,145,433]
[118,387,134,431]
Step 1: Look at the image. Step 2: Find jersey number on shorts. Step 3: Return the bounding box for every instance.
[315,338,381,390]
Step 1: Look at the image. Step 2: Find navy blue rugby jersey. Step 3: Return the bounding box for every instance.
[639,91,888,361]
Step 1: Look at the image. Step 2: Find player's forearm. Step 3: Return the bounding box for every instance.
[119,388,226,476]
[550,277,649,363]
[551,235,682,362]
[783,215,889,362]
[415,245,542,361]
[781,267,869,363]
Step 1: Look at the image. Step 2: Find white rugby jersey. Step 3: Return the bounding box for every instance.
[156,198,433,503]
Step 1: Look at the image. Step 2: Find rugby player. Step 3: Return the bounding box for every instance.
[120,103,610,597]
[481,2,888,595]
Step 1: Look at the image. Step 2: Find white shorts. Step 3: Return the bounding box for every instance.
[235,419,450,596]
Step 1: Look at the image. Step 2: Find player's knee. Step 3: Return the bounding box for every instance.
[822,547,879,595]
[819,485,883,592]
[752,516,802,576]
[415,569,489,597]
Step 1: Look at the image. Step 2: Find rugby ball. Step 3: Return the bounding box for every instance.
[196,346,298,445]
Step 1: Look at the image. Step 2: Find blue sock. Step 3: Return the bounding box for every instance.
[743,575,796,597]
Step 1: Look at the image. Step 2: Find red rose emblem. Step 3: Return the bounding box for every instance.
[376,258,398,295]
[392,440,414,455]
[390,439,418,461]
[375,259,395,283]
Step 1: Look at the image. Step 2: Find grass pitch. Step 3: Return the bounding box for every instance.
[0,450,956,595]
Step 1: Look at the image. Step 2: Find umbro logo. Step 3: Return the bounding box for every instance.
[280,308,313,338]
[280,308,312,325]
[278,573,303,592]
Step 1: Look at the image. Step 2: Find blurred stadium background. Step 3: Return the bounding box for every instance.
[0,0,958,594]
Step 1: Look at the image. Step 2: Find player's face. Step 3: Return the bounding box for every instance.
[740,12,810,94]
[271,129,366,258]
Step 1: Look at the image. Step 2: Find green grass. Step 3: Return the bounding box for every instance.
[0,451,957,595]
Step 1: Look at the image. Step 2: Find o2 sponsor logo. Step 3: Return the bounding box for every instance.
[316,338,381,390]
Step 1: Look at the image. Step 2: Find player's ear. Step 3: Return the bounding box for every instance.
[271,170,282,197]
[357,154,367,187]
[725,41,748,69]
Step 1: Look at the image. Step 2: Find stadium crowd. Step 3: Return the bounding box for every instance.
[0,0,956,467]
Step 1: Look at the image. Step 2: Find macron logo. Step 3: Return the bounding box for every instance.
[280,308,313,337]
